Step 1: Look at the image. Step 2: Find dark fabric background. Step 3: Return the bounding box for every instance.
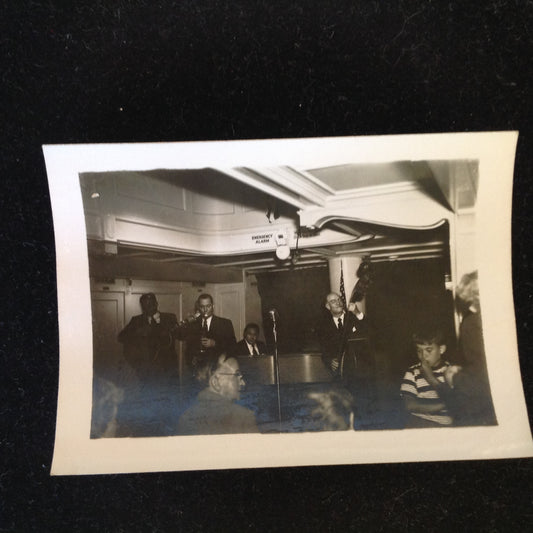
[2,1,531,531]
[256,267,330,353]
[367,258,457,376]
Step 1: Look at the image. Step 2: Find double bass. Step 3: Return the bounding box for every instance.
[337,259,373,381]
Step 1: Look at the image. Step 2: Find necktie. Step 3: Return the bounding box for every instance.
[202,318,207,331]
[252,345,259,356]
[337,317,343,330]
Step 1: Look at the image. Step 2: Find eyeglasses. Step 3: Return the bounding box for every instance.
[216,371,244,379]
[327,298,342,305]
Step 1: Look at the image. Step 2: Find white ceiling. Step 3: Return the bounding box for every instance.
[84,158,475,274]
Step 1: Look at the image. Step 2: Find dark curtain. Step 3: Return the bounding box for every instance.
[360,257,456,429]
[256,267,330,354]
[366,258,457,378]
[255,258,455,363]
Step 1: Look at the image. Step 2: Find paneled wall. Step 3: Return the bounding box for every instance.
[79,170,301,255]
[89,277,257,377]
[79,169,369,258]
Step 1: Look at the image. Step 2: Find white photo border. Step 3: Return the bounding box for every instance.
[44,132,533,475]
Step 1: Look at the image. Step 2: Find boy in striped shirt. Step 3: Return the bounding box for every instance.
[400,327,461,428]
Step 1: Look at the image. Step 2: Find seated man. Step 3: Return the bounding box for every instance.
[232,323,268,357]
[177,354,259,435]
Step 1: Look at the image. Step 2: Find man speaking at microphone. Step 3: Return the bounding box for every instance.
[174,293,237,379]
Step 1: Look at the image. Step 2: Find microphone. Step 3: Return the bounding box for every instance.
[268,308,278,322]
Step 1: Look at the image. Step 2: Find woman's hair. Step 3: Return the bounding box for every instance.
[456,270,480,311]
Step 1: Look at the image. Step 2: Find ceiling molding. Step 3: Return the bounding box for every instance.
[252,166,332,206]
[216,167,309,209]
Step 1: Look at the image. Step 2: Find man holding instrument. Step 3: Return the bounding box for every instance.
[315,292,367,376]
[174,293,236,378]
[314,291,375,428]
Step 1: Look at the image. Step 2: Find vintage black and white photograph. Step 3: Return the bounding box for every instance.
[44,132,532,474]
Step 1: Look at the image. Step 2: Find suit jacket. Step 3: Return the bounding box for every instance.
[117,312,178,375]
[231,339,268,357]
[177,388,259,435]
[175,315,236,367]
[314,311,370,377]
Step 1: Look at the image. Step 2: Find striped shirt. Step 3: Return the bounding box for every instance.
[400,361,453,426]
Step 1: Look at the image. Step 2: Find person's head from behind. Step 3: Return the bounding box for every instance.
[243,323,260,345]
[140,292,158,316]
[197,293,214,319]
[209,354,245,401]
[91,377,124,438]
[412,325,446,368]
[308,389,354,431]
[325,292,344,318]
[456,270,480,313]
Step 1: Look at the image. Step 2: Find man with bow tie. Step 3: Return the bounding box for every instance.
[117,292,179,381]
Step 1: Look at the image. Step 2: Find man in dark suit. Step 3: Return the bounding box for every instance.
[174,293,236,376]
[117,292,178,381]
[116,293,179,436]
[314,291,375,428]
[232,323,268,357]
[314,292,368,376]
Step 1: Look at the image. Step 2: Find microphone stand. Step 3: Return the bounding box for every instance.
[270,311,282,432]
[172,311,201,389]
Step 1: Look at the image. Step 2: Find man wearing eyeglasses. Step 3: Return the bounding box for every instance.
[177,354,259,435]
